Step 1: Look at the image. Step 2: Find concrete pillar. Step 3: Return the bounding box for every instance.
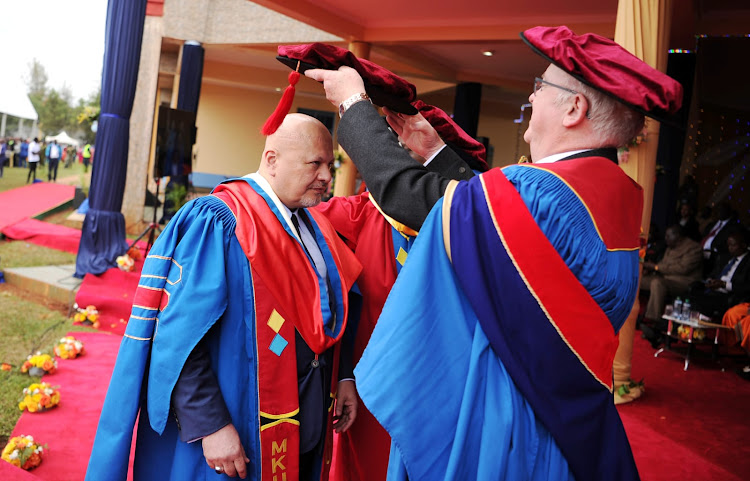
[333,41,371,197]
[613,0,674,404]
[122,15,165,229]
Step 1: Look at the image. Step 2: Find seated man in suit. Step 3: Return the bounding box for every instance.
[641,224,703,325]
[701,201,741,276]
[691,230,750,319]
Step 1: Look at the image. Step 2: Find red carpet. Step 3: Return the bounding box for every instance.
[9,331,131,481]
[2,219,81,254]
[4,310,749,479]
[618,334,750,480]
[0,183,74,231]
[74,257,145,336]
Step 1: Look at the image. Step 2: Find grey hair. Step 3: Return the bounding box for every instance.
[554,76,645,148]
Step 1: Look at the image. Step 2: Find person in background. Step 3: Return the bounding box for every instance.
[701,201,741,276]
[82,142,92,172]
[677,200,701,242]
[640,224,703,348]
[64,144,76,168]
[26,138,41,183]
[720,302,750,381]
[690,230,750,319]
[18,138,29,168]
[45,139,62,182]
[0,139,7,178]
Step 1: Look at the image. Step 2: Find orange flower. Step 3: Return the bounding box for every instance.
[22,452,42,470]
[41,360,55,372]
[1,363,11,371]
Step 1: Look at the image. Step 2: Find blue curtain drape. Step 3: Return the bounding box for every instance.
[177,42,205,114]
[75,0,148,277]
[161,41,204,222]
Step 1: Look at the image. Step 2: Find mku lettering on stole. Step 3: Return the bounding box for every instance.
[272,438,288,481]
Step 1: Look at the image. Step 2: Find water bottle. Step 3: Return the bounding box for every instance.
[673,297,683,319]
[682,298,691,322]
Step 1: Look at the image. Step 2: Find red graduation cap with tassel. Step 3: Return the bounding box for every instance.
[261,61,301,136]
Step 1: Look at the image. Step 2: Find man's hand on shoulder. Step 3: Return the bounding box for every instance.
[202,423,250,478]
[333,379,358,433]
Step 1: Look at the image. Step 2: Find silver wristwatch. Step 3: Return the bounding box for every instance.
[338,92,371,117]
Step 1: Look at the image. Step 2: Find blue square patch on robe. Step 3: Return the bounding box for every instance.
[269,334,288,356]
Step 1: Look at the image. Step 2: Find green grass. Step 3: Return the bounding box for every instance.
[0,240,77,268]
[0,287,95,445]
[0,162,89,193]
[0,163,94,446]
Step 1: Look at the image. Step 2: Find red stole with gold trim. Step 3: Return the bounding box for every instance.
[213,181,361,481]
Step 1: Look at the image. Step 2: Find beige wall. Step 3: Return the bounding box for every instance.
[194,82,337,176]
[419,90,530,169]
[477,107,531,168]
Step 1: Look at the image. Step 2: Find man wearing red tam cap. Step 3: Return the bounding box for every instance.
[306,26,683,481]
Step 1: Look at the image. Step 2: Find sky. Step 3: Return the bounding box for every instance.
[1,0,107,103]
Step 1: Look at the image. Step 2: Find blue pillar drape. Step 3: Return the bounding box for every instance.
[161,41,204,222]
[75,0,148,277]
[177,41,205,114]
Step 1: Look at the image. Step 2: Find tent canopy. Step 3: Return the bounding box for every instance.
[0,74,38,121]
[45,131,81,147]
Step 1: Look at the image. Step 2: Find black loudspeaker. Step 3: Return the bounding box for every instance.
[73,187,86,209]
[154,105,197,179]
[453,82,482,139]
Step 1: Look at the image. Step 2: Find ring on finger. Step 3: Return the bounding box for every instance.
[215,466,223,473]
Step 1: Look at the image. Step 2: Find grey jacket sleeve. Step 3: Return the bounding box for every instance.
[337,100,474,230]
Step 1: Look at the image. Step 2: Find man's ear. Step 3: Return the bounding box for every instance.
[263,149,278,174]
[562,94,589,128]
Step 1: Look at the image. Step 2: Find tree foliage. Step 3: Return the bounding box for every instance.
[20,58,99,143]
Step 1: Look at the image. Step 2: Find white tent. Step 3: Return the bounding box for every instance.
[0,73,38,121]
[0,73,38,138]
[45,131,81,147]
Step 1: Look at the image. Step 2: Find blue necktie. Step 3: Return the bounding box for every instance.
[721,257,738,277]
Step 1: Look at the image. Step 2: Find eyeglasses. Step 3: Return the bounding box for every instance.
[533,77,579,96]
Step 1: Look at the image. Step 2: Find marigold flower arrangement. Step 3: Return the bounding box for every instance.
[20,352,57,376]
[127,244,142,260]
[54,336,85,359]
[18,382,60,413]
[73,303,100,329]
[677,325,706,341]
[116,253,135,272]
[1,435,46,470]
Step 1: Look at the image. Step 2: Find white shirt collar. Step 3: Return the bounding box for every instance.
[534,150,589,164]
[244,172,299,239]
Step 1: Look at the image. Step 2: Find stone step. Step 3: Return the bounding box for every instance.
[2,264,80,305]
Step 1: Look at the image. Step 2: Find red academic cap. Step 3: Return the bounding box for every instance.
[413,100,489,172]
[520,26,683,122]
[276,43,417,114]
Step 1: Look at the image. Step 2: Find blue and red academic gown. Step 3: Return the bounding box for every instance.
[85,178,361,481]
[315,192,416,481]
[355,156,643,481]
